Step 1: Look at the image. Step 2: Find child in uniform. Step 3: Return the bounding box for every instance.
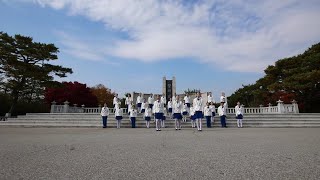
[203,102,212,128]
[218,102,227,128]
[190,106,196,128]
[136,93,142,113]
[129,105,138,128]
[115,105,123,129]
[209,102,216,124]
[100,103,109,128]
[173,98,183,130]
[167,98,173,119]
[153,96,164,131]
[182,100,189,122]
[193,92,204,131]
[235,101,244,128]
[162,108,167,128]
[141,99,146,114]
[144,106,152,128]
[148,94,154,109]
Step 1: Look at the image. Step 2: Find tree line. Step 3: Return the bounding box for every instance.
[1,32,319,115]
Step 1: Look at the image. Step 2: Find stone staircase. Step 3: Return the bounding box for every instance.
[1,113,320,128]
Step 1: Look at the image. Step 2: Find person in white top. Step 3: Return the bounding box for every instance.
[144,107,152,128]
[235,101,244,128]
[160,94,167,106]
[148,94,154,109]
[114,98,121,109]
[207,92,215,104]
[181,100,189,122]
[100,103,109,128]
[113,94,118,107]
[172,93,177,103]
[136,93,142,113]
[125,94,133,113]
[141,99,146,114]
[162,108,167,128]
[220,92,228,109]
[218,102,227,128]
[189,107,196,128]
[129,105,138,128]
[193,92,204,131]
[167,98,173,118]
[203,102,212,128]
[153,96,164,131]
[209,102,216,123]
[184,93,191,108]
[173,97,183,130]
[114,105,123,129]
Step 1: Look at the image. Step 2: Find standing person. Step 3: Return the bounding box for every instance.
[115,105,123,129]
[148,94,154,109]
[173,97,183,130]
[209,102,216,124]
[203,102,212,128]
[172,93,177,103]
[182,100,189,122]
[220,92,228,109]
[141,99,146,114]
[218,102,227,128]
[162,108,167,128]
[207,92,215,104]
[160,94,167,106]
[144,106,152,128]
[153,96,164,131]
[167,98,173,119]
[184,93,191,108]
[235,102,244,128]
[125,94,133,113]
[113,93,118,107]
[193,92,204,131]
[100,103,109,128]
[136,93,142,113]
[129,105,138,128]
[190,106,196,128]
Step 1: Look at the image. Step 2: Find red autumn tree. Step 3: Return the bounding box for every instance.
[44,81,98,107]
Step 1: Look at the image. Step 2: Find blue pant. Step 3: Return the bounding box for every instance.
[131,117,136,128]
[205,116,211,128]
[102,116,108,128]
[220,115,226,127]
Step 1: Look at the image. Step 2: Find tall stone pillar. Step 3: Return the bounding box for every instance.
[172,76,176,96]
[277,100,285,113]
[162,77,166,97]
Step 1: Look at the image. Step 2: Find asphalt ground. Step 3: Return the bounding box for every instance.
[0,128,319,180]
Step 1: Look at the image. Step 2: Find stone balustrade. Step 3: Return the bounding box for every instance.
[50,100,299,114]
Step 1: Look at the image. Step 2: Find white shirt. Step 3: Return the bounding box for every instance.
[136,96,142,104]
[125,97,133,105]
[153,100,164,113]
[145,108,152,117]
[182,104,188,112]
[218,105,226,116]
[207,95,215,103]
[113,96,118,105]
[115,108,123,117]
[173,101,182,114]
[141,102,146,110]
[193,97,203,111]
[190,107,195,116]
[128,103,133,112]
[203,106,212,116]
[209,105,215,113]
[148,96,154,104]
[160,96,166,104]
[129,109,138,117]
[172,96,176,102]
[184,96,190,104]
[235,105,243,115]
[167,101,172,108]
[100,107,109,116]
[220,95,226,103]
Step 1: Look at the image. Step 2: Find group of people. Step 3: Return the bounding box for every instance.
[100,92,244,130]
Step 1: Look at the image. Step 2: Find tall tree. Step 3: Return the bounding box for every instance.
[90,84,115,107]
[229,43,320,112]
[0,32,73,115]
[44,81,98,107]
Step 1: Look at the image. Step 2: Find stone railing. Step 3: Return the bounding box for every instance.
[50,100,299,114]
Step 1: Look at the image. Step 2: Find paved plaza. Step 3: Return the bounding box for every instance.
[0,128,320,180]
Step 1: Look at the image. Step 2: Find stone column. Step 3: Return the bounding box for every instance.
[172,76,176,97]
[98,104,102,113]
[162,76,166,97]
[277,100,285,113]
[81,104,85,113]
[291,100,299,113]
[63,101,69,113]
[268,103,272,113]
[259,104,263,113]
[50,101,56,113]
